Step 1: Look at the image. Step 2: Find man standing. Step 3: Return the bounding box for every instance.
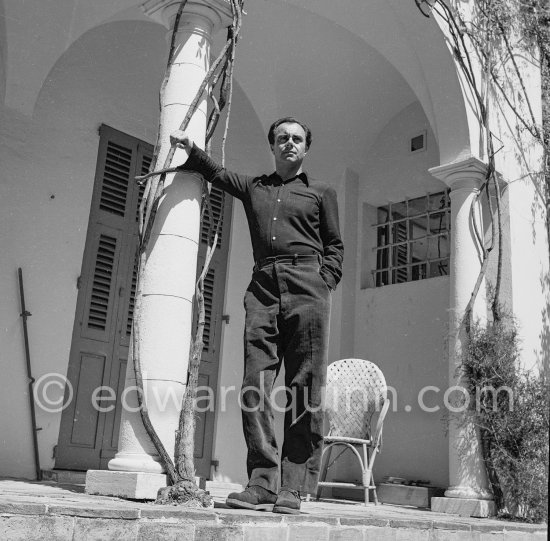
[171,117,343,514]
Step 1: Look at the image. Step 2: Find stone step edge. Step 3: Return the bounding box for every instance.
[1,515,546,541]
[0,501,546,534]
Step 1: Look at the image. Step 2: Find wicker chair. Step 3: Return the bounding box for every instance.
[316,359,390,505]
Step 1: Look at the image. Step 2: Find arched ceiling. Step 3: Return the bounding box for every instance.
[262,0,471,163]
[1,0,150,115]
[221,0,417,177]
[2,0,471,165]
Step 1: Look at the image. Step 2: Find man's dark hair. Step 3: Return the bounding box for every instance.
[268,117,312,150]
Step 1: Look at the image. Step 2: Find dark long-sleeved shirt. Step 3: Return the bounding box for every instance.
[179,144,344,290]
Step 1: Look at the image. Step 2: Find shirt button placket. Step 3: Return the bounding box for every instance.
[271,187,281,248]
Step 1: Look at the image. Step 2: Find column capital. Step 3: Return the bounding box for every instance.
[429,156,488,192]
[142,0,233,32]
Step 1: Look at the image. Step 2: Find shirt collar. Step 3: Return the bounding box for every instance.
[270,171,309,187]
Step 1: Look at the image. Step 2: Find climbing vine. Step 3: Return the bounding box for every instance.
[416,0,549,295]
[131,0,245,506]
[415,0,549,521]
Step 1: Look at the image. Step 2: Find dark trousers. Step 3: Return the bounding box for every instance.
[241,256,331,495]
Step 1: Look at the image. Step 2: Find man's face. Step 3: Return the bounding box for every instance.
[271,123,308,169]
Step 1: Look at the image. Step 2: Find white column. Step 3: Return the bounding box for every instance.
[85,0,232,499]
[429,157,496,517]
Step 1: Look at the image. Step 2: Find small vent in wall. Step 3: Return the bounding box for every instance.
[410,131,426,153]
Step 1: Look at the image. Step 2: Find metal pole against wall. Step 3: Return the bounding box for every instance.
[18,268,42,481]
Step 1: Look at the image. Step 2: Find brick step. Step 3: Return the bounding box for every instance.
[41,470,87,485]
[0,500,546,541]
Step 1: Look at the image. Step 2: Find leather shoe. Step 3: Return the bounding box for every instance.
[273,488,301,514]
[226,485,277,511]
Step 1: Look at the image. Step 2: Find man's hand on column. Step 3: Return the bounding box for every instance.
[170,130,193,150]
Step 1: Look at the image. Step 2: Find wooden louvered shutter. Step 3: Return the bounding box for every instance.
[201,269,215,351]
[79,134,137,342]
[88,235,118,331]
[201,186,225,248]
[99,143,153,464]
[119,146,151,350]
[125,259,138,338]
[56,125,153,470]
[99,141,133,216]
[81,232,122,341]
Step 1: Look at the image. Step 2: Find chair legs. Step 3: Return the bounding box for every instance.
[316,445,333,501]
[372,474,379,505]
[362,444,370,505]
[362,444,379,505]
[318,442,379,505]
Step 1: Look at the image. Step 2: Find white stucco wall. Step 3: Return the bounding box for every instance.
[353,279,450,488]
[340,102,450,488]
[507,178,550,372]
[0,20,166,478]
[485,22,549,372]
[483,179,549,375]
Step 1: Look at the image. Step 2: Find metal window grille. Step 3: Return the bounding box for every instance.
[374,191,450,287]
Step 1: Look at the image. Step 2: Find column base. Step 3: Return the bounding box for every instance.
[85,470,168,500]
[107,451,165,474]
[444,485,493,500]
[431,496,496,518]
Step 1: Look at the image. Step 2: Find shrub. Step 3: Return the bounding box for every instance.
[462,318,549,523]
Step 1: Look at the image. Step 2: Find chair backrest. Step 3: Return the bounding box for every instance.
[325,358,388,440]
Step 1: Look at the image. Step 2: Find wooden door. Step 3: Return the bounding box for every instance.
[56,125,231,478]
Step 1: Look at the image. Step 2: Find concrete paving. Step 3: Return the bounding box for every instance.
[0,478,546,540]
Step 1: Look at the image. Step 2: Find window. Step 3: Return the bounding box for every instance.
[374,191,450,287]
